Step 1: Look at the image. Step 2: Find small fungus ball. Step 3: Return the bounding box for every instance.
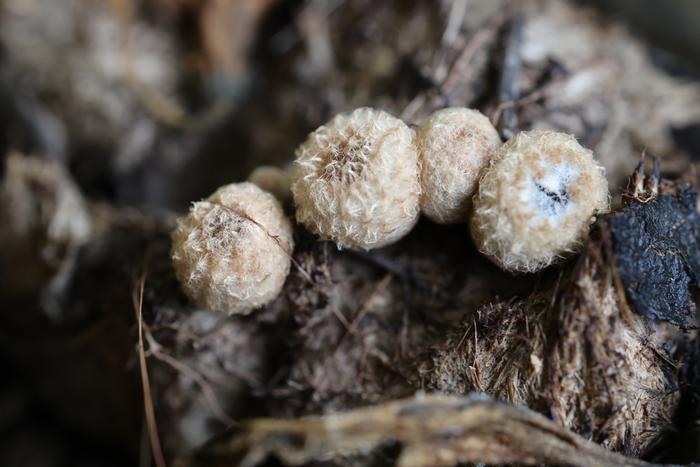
[470,130,609,272]
[291,107,420,250]
[418,107,501,224]
[247,165,291,205]
[171,182,294,315]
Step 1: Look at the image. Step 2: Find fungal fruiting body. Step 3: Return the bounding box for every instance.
[171,182,294,314]
[248,165,292,204]
[291,107,420,250]
[471,130,609,272]
[418,108,501,224]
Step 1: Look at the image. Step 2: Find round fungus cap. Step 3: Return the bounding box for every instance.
[470,130,609,272]
[248,165,292,205]
[418,107,501,224]
[291,107,421,250]
[171,182,294,314]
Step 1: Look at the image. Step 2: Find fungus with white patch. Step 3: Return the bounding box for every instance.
[470,130,609,272]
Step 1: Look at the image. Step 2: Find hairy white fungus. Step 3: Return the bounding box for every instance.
[171,182,294,314]
[470,130,609,272]
[418,107,502,224]
[291,107,420,250]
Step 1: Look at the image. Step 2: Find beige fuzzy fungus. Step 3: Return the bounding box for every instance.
[171,182,294,315]
[291,107,420,250]
[471,130,609,272]
[418,108,501,224]
[247,165,291,205]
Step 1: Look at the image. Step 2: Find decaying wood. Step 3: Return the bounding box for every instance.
[178,394,654,467]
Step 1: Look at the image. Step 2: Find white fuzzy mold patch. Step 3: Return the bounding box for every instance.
[524,163,578,226]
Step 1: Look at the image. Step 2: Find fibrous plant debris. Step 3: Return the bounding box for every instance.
[418,209,689,456]
[179,394,654,467]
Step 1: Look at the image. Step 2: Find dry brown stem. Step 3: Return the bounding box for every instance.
[179,394,655,467]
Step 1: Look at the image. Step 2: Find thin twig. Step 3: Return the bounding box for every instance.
[330,274,393,355]
[346,249,411,282]
[440,0,468,47]
[329,304,351,332]
[132,273,167,467]
[491,84,548,128]
[144,339,235,426]
[496,15,524,139]
[348,274,392,335]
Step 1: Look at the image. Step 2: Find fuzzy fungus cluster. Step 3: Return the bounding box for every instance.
[471,130,609,272]
[291,107,421,250]
[417,108,501,224]
[171,182,293,315]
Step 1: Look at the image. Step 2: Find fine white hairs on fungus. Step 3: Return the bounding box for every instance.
[471,130,609,272]
[171,182,294,315]
[418,107,502,224]
[291,107,421,250]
